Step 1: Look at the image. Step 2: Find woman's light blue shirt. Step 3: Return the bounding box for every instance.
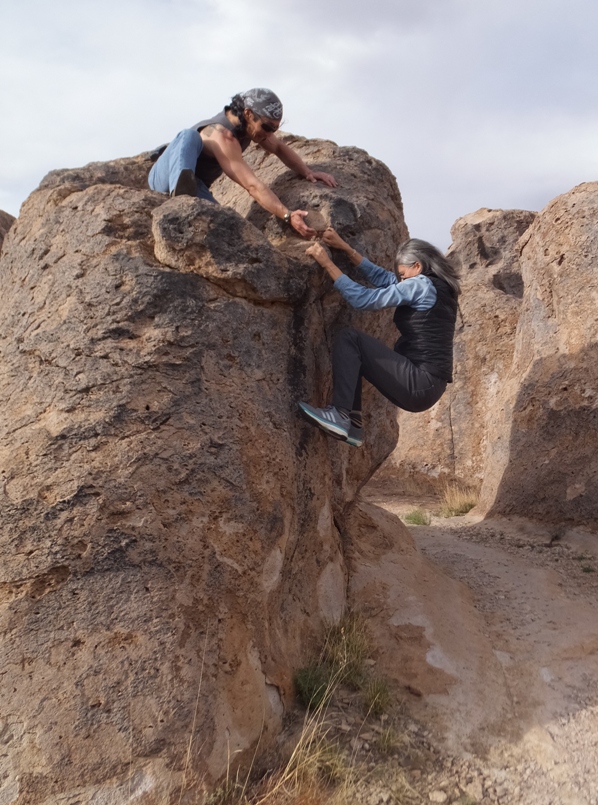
[333,257,437,311]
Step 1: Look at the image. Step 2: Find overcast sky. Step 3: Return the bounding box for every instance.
[2,0,597,249]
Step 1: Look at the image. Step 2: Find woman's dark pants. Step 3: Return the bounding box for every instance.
[331,327,447,414]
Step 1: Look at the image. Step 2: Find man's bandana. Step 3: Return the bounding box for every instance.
[241,88,283,121]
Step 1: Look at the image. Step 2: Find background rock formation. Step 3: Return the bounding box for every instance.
[0,209,15,253]
[381,207,535,494]
[479,183,598,525]
[380,186,598,532]
[0,135,407,802]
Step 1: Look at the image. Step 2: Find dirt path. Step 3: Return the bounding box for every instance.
[353,486,598,805]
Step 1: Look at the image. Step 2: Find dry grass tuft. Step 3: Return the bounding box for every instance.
[246,672,356,805]
[362,677,391,718]
[440,482,478,517]
[375,726,399,755]
[205,777,248,805]
[322,615,369,689]
[294,615,370,707]
[205,614,398,805]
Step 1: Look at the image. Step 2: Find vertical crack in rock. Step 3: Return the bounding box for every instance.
[447,384,457,478]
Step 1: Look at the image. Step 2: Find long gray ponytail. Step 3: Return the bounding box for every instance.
[395,238,461,297]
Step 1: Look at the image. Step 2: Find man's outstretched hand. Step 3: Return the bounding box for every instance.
[290,210,317,238]
[305,170,337,187]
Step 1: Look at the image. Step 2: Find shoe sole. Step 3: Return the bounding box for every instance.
[172,169,198,197]
[346,425,363,447]
[298,403,348,440]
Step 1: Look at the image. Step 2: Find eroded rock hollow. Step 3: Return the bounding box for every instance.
[0,136,406,802]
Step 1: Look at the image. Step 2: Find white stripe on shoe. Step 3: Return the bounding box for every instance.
[298,402,349,439]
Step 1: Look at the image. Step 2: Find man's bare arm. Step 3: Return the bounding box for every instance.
[261,136,337,187]
[201,127,316,237]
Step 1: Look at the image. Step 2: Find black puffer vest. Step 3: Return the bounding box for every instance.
[190,110,252,187]
[393,275,457,382]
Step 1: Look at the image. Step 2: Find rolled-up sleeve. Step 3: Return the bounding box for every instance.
[334,272,437,311]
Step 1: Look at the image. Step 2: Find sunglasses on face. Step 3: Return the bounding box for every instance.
[252,113,279,134]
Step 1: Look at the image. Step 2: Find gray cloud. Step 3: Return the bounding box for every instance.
[1,0,597,249]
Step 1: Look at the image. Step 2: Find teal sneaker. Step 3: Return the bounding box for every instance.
[298,402,350,440]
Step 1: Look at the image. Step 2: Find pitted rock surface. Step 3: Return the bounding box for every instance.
[0,135,407,802]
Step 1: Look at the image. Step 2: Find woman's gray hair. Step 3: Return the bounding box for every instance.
[395,238,461,296]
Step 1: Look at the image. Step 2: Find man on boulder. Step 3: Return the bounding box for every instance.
[148,88,337,239]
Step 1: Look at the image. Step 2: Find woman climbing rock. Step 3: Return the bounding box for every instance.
[298,227,461,448]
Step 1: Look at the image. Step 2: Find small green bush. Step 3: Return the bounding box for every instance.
[404,509,431,526]
[294,664,334,710]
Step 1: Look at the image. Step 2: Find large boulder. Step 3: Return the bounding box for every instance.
[0,135,407,802]
[479,182,598,525]
[0,209,15,253]
[380,207,535,493]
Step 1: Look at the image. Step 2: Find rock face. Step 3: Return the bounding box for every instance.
[479,183,598,525]
[381,208,536,493]
[0,209,15,253]
[0,135,407,802]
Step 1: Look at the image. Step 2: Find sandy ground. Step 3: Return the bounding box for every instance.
[339,484,598,805]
